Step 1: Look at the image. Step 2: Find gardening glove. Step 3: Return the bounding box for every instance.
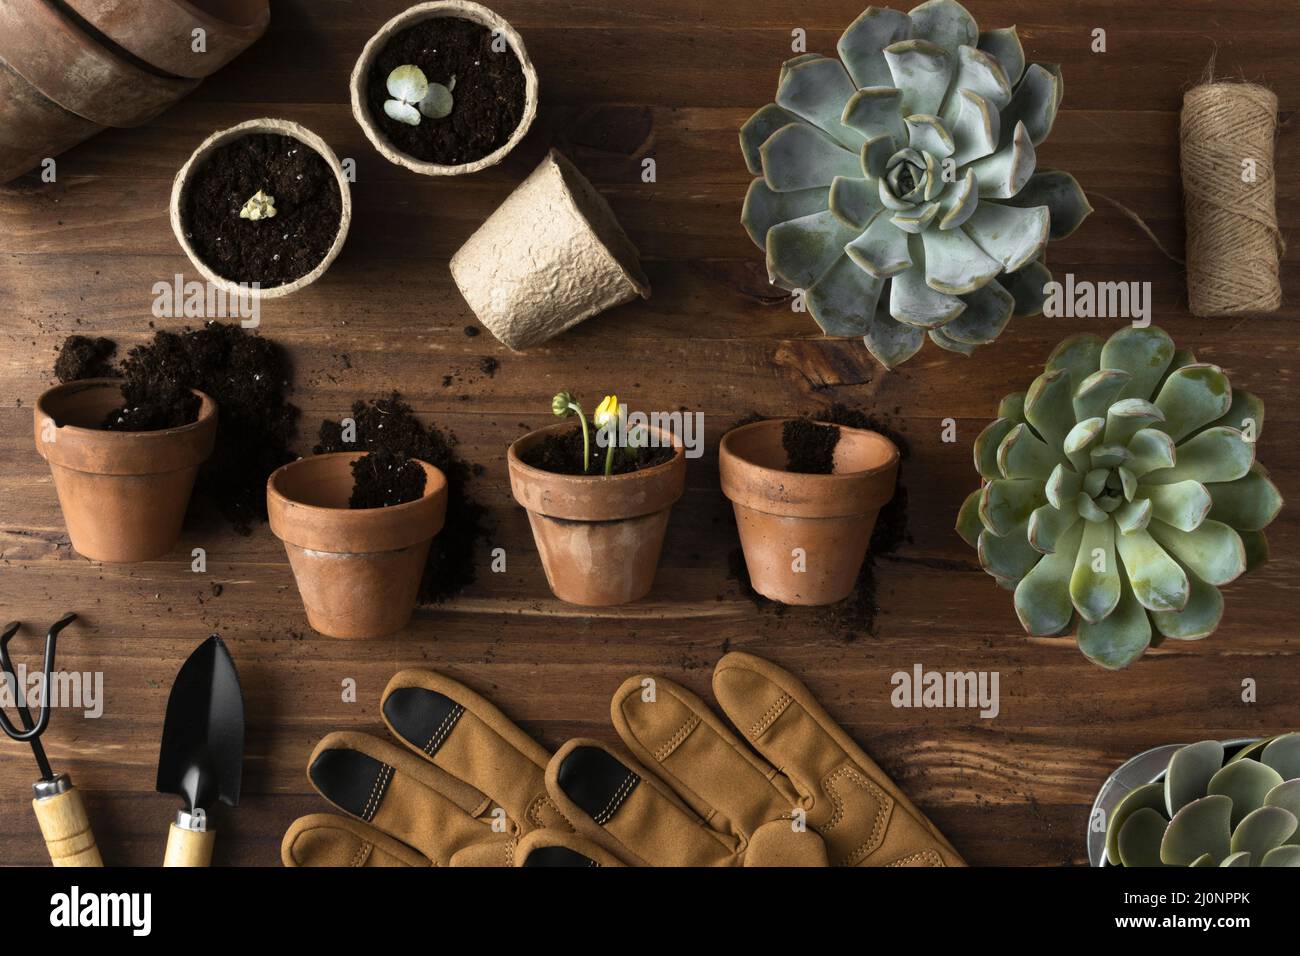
[537,651,964,867]
[282,668,603,867]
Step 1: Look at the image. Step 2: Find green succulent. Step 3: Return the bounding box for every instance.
[740,0,1091,369]
[956,326,1282,669]
[1106,735,1300,867]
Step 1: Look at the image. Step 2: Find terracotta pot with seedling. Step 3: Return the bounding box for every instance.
[508,393,685,606]
[170,118,352,298]
[267,452,448,639]
[720,418,899,605]
[34,379,217,563]
[350,0,538,176]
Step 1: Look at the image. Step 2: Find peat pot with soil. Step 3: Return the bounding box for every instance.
[507,394,685,606]
[720,418,899,606]
[170,118,352,298]
[267,452,448,639]
[34,378,217,563]
[350,1,538,176]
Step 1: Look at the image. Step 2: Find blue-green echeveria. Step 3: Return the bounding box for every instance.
[957,326,1282,670]
[740,0,1091,368]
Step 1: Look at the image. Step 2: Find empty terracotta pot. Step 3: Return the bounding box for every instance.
[508,422,685,606]
[349,0,538,176]
[267,453,448,639]
[34,379,217,563]
[61,0,270,79]
[720,418,899,606]
[0,56,102,184]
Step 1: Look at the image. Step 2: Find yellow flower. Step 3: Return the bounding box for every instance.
[593,394,619,429]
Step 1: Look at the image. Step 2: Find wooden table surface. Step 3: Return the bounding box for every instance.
[1,0,1297,867]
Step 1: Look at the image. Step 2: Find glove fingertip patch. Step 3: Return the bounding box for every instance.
[383,687,465,756]
[556,746,640,827]
[309,748,395,823]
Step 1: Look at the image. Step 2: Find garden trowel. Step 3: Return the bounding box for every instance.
[155,634,244,867]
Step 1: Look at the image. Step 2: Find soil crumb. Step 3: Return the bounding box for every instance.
[521,420,674,476]
[783,418,840,473]
[367,17,527,166]
[316,393,487,603]
[350,451,427,509]
[54,336,116,383]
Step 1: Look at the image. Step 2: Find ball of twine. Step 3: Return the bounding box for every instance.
[1181,81,1283,316]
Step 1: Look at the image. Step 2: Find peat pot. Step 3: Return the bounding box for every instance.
[267,453,448,639]
[720,418,899,606]
[507,422,685,606]
[34,379,217,562]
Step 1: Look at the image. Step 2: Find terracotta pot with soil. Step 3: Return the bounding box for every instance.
[452,149,651,350]
[34,379,217,563]
[267,452,448,639]
[720,418,899,606]
[170,118,351,298]
[508,421,684,606]
[350,1,537,176]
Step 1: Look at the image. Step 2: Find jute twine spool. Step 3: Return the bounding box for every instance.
[1181,81,1283,316]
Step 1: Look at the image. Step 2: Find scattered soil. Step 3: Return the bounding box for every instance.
[182,133,342,288]
[349,451,427,509]
[783,418,840,473]
[521,422,674,476]
[367,17,527,166]
[726,404,911,639]
[55,323,300,533]
[316,394,487,603]
[54,336,116,383]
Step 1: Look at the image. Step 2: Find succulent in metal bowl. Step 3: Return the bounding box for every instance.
[740,0,1091,368]
[956,326,1282,669]
[1106,735,1300,867]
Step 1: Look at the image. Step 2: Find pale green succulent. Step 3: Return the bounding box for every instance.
[740,0,1091,368]
[1106,735,1300,867]
[956,326,1282,669]
[384,65,455,125]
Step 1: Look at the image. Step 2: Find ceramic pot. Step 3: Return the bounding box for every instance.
[267,453,448,639]
[452,149,651,350]
[0,56,103,184]
[507,422,685,606]
[61,0,270,78]
[34,379,217,562]
[0,0,199,127]
[720,418,899,606]
[170,118,352,299]
[349,0,538,176]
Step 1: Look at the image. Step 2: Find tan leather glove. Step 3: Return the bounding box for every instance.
[539,652,963,866]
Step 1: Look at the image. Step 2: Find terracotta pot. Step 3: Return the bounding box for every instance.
[349,0,538,176]
[720,418,899,606]
[34,379,217,563]
[507,422,685,606]
[61,0,270,79]
[267,453,448,639]
[0,55,103,184]
[451,149,651,350]
[0,0,199,127]
[170,118,353,299]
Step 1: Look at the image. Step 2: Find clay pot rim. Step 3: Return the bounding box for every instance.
[168,118,353,299]
[507,419,684,485]
[720,417,899,485]
[348,0,540,177]
[36,378,217,440]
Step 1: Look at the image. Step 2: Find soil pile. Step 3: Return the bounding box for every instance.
[316,394,487,603]
[54,336,116,383]
[782,418,840,473]
[521,423,673,476]
[349,451,427,509]
[367,17,526,165]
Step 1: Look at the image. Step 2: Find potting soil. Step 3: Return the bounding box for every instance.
[782,418,840,473]
[349,450,428,509]
[183,133,342,288]
[367,17,527,166]
[54,335,116,383]
[521,422,674,476]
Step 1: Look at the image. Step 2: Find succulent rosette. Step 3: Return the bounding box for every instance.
[956,326,1283,669]
[1106,735,1300,867]
[740,0,1091,368]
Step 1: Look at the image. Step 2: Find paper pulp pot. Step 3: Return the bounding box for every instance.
[170,118,353,299]
[34,379,217,563]
[507,423,684,606]
[451,148,651,350]
[350,0,538,176]
[267,453,448,639]
[719,418,899,606]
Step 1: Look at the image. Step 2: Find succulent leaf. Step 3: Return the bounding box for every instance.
[742,180,829,247]
[884,39,953,116]
[1262,734,1300,780]
[1230,806,1297,862]
[837,7,912,88]
[778,57,868,149]
[741,104,802,175]
[977,26,1025,86]
[1208,760,1285,827]
[998,63,1060,147]
[907,0,978,55]
[862,302,927,368]
[1005,169,1093,239]
[766,209,860,288]
[762,123,862,191]
[1161,795,1232,865]
[1117,807,1170,867]
[807,254,884,336]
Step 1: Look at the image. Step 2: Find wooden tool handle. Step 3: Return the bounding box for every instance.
[33,786,103,867]
[164,821,215,867]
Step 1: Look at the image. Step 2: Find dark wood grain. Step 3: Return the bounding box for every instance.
[0,0,1297,867]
